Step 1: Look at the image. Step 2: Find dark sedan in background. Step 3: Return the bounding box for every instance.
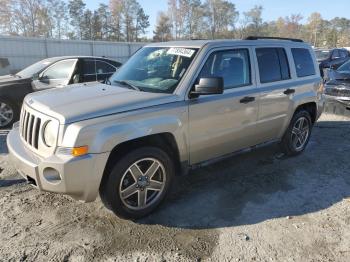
[0,56,121,128]
[324,60,350,105]
[315,48,350,77]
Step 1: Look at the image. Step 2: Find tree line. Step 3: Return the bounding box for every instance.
[0,0,150,41]
[0,0,349,47]
[154,1,350,47]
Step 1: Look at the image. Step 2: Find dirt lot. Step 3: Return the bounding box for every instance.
[1,101,350,262]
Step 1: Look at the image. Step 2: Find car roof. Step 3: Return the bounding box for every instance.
[146,39,311,49]
[44,56,118,62]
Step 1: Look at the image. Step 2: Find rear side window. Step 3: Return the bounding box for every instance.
[96,61,116,74]
[256,48,290,83]
[83,59,96,75]
[291,48,316,77]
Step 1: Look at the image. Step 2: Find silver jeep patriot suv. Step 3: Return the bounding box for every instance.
[7,37,325,218]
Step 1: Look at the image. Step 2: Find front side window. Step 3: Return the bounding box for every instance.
[41,59,77,80]
[256,48,290,83]
[110,47,198,93]
[291,48,316,77]
[199,49,251,89]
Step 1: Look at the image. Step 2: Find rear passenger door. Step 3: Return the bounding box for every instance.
[253,47,295,143]
[188,47,260,164]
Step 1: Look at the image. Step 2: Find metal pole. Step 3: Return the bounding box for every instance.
[91,41,94,56]
[45,38,49,58]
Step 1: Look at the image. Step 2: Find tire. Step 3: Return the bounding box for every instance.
[99,147,174,219]
[0,99,18,129]
[280,110,313,156]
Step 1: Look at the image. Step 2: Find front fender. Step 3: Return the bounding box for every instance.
[61,103,189,163]
[95,115,187,156]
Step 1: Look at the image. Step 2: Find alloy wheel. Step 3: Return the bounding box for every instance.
[0,102,14,127]
[119,158,166,210]
[291,116,310,151]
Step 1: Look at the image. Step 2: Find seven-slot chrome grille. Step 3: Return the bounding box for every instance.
[20,107,42,149]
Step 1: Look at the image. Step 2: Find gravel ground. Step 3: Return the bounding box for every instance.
[1,101,350,262]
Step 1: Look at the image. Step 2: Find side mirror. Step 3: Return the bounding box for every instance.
[32,73,40,80]
[39,74,49,83]
[190,77,224,98]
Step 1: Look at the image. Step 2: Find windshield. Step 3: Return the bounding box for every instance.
[315,50,330,61]
[337,60,350,72]
[16,58,58,78]
[110,47,198,93]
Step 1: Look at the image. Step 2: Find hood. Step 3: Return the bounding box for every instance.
[332,70,350,80]
[327,70,350,84]
[0,74,31,86]
[25,82,180,124]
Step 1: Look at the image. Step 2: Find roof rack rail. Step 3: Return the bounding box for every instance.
[191,38,207,41]
[245,36,304,43]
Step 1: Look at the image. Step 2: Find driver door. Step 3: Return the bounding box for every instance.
[188,47,260,164]
[32,59,78,90]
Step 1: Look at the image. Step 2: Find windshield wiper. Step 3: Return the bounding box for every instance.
[113,80,141,91]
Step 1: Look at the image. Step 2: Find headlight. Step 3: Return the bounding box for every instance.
[43,120,58,147]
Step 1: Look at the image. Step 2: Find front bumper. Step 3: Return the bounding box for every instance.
[7,127,109,202]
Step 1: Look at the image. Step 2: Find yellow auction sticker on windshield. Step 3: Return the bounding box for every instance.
[167,48,195,58]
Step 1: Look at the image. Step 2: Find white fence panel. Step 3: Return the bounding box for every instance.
[0,36,146,74]
[47,41,92,57]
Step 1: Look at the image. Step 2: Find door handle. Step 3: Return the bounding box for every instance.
[240,96,255,104]
[284,88,295,95]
